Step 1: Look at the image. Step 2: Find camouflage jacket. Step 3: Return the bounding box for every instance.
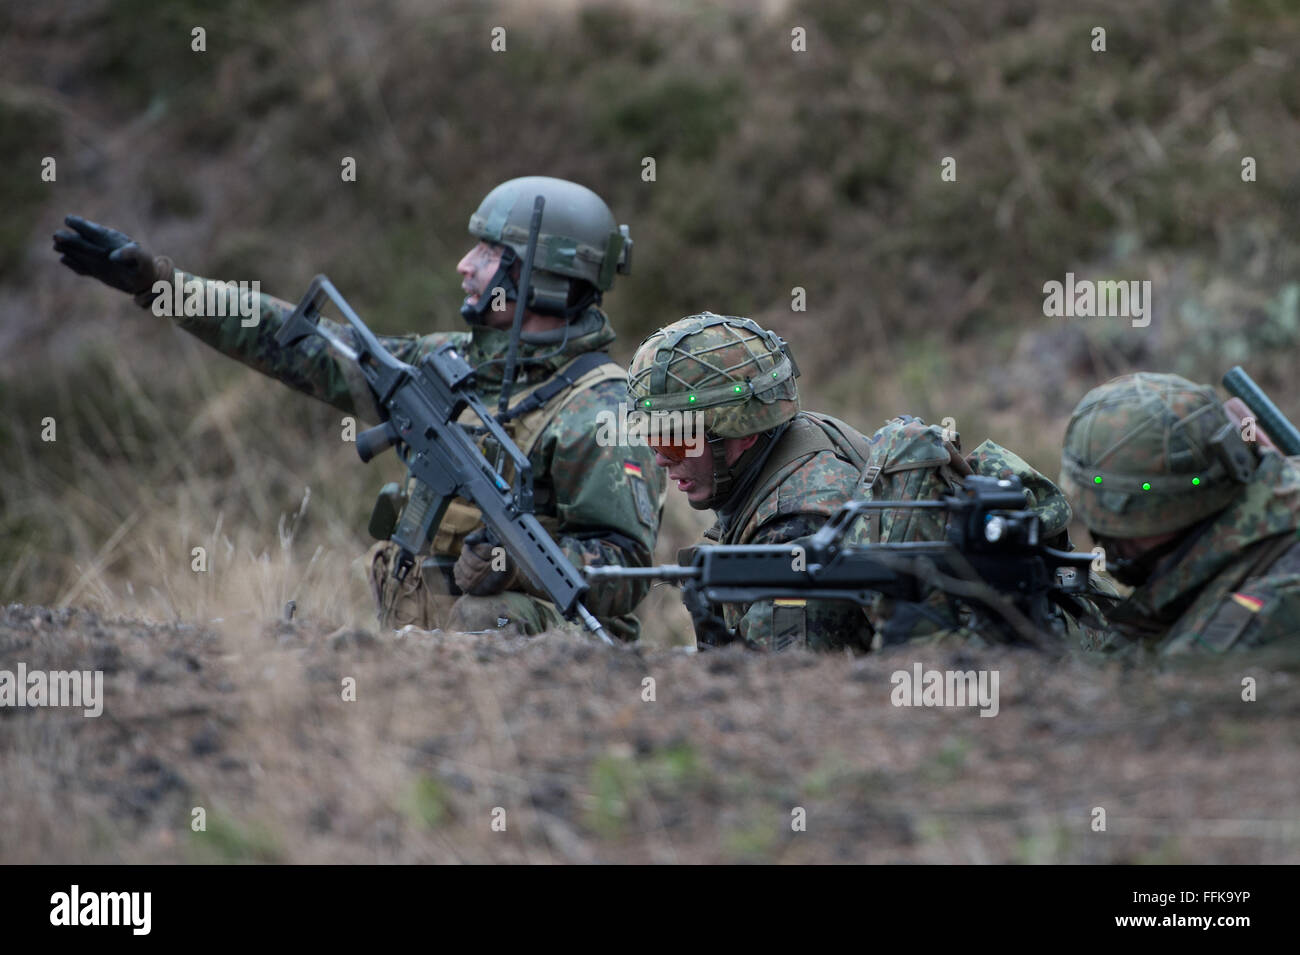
[695,413,872,653]
[166,272,665,638]
[1100,451,1300,655]
[849,417,1115,649]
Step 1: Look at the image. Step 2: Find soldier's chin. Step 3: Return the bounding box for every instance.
[681,483,715,510]
[460,295,486,324]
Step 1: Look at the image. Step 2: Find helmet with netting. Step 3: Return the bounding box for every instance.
[1059,373,1257,538]
[627,312,800,438]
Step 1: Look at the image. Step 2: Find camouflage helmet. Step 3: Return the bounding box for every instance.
[627,312,800,438]
[465,176,631,318]
[1060,373,1257,538]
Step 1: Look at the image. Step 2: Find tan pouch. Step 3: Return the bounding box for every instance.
[430,497,485,556]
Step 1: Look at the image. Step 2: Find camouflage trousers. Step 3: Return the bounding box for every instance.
[365,541,575,635]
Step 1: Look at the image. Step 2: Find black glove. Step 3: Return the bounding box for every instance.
[53,215,170,301]
[453,529,519,597]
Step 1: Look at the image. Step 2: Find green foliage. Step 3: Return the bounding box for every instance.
[586,741,707,839]
[0,102,52,279]
[721,808,781,860]
[187,810,285,863]
[596,75,743,163]
[1014,820,1075,864]
[85,0,303,112]
[402,777,450,830]
[587,753,634,838]
[920,735,970,785]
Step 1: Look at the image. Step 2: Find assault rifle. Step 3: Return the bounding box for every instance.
[585,475,1109,648]
[275,274,613,645]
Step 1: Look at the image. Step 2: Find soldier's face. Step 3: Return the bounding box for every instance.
[655,434,757,506]
[1096,530,1180,561]
[457,241,513,329]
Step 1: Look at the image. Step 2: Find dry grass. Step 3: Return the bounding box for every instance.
[2,0,1300,863]
[3,605,1297,863]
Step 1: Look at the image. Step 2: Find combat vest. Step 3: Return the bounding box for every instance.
[1163,532,1300,651]
[372,351,625,558]
[1110,451,1300,652]
[704,411,874,547]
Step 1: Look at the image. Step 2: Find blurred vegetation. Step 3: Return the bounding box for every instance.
[2,0,1299,640]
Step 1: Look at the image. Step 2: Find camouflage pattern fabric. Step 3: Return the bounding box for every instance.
[1093,450,1300,655]
[626,312,800,438]
[167,270,664,641]
[1059,372,1300,654]
[701,413,873,653]
[365,539,574,636]
[849,417,1114,648]
[1060,373,1252,538]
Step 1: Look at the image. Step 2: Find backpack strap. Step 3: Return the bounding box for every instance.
[801,411,875,472]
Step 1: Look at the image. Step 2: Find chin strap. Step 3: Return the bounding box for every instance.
[697,423,790,513]
[460,246,520,325]
[695,434,734,511]
[462,248,600,327]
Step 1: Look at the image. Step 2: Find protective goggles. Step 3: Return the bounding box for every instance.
[648,435,698,464]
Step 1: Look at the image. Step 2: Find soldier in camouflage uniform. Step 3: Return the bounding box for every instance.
[627,312,874,652]
[53,177,665,640]
[850,415,1115,648]
[1060,372,1300,654]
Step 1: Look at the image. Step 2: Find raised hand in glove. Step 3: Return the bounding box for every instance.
[453,529,519,597]
[53,215,172,305]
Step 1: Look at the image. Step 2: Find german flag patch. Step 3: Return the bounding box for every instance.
[625,460,655,528]
[1231,593,1264,613]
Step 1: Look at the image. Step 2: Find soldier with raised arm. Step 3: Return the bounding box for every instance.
[54,177,664,640]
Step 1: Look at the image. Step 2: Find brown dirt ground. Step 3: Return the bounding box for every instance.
[2,603,1297,864]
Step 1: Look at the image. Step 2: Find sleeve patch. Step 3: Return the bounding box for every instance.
[626,460,656,529]
[1231,592,1264,613]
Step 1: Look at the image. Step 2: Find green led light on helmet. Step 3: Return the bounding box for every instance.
[1192,477,1201,486]
[1094,476,1102,485]
[733,384,743,394]
[1142,482,1151,491]
[688,394,697,403]
[643,399,652,408]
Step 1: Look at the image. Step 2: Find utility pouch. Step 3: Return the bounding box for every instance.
[422,553,463,596]
[368,481,407,541]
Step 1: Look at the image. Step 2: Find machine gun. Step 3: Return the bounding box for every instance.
[585,475,1111,648]
[275,274,613,645]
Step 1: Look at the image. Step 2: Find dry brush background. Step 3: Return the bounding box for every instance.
[1,0,1299,862]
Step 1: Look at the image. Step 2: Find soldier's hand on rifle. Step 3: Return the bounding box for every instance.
[53,215,172,306]
[454,528,519,597]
